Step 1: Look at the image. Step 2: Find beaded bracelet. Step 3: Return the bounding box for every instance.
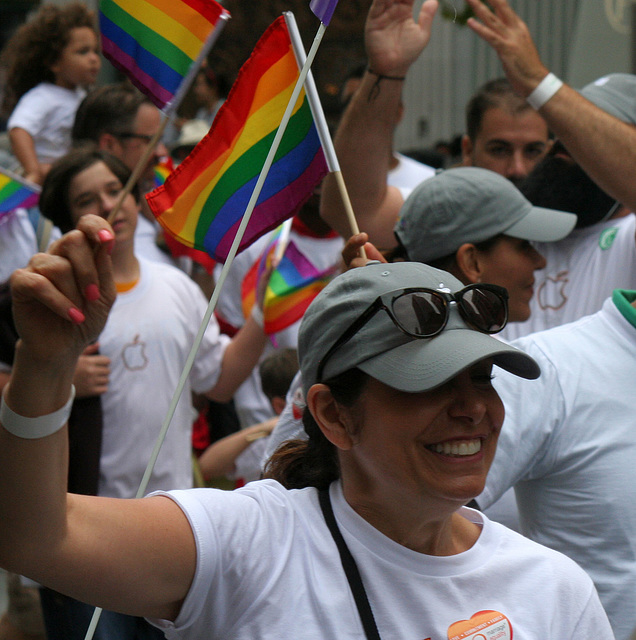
[526,72,564,110]
[1,386,75,439]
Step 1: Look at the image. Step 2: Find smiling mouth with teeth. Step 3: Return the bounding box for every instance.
[427,440,482,457]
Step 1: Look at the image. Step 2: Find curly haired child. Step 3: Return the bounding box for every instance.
[1,3,100,184]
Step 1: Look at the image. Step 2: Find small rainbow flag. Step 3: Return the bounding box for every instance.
[0,168,40,219]
[99,0,229,111]
[146,16,329,263]
[242,228,335,335]
[153,156,174,189]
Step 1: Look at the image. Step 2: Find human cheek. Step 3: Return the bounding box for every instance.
[485,389,505,433]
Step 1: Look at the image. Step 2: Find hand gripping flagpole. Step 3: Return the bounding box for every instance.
[85,13,333,640]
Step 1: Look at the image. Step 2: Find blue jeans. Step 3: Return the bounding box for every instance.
[39,588,166,640]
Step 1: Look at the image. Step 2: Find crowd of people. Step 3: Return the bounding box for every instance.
[1,0,636,638]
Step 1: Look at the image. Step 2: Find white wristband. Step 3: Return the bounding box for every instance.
[526,72,564,110]
[251,304,264,329]
[1,386,75,439]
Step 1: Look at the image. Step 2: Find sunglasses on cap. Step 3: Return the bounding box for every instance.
[316,283,509,382]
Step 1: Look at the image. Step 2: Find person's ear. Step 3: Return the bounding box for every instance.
[306,384,354,451]
[461,134,473,166]
[98,132,121,154]
[455,243,482,284]
[270,395,286,416]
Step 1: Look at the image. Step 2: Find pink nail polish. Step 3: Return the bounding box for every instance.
[98,229,115,254]
[98,229,114,243]
[85,284,100,302]
[68,308,85,324]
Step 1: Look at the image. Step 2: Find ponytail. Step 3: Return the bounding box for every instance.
[263,368,368,489]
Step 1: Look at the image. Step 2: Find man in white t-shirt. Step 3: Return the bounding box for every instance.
[477,289,636,640]
[499,72,636,340]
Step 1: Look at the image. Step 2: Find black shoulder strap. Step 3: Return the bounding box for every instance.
[318,488,382,640]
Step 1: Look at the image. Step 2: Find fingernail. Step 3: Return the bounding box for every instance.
[85,284,100,302]
[98,229,115,254]
[68,308,85,324]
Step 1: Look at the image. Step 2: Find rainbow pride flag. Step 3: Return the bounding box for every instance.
[153,156,174,189]
[0,169,40,219]
[242,228,335,335]
[146,16,329,263]
[99,0,229,111]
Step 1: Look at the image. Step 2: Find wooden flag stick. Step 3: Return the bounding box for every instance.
[285,12,365,260]
[106,115,170,225]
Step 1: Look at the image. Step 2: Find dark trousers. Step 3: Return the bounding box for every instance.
[39,588,166,640]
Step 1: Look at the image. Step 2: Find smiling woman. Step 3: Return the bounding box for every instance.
[0,252,615,638]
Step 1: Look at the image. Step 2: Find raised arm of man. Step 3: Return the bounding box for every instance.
[466,0,636,213]
[320,0,438,248]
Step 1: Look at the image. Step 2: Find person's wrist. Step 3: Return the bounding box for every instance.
[526,72,563,110]
[1,385,75,439]
[251,304,264,330]
[366,67,406,82]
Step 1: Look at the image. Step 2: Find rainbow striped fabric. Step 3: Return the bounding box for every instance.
[241,228,335,335]
[153,157,174,189]
[99,0,228,110]
[146,16,329,263]
[0,169,40,219]
[150,157,216,273]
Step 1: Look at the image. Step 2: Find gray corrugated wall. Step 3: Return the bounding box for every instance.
[395,0,581,151]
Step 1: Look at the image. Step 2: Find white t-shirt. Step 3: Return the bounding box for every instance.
[480,291,636,640]
[97,258,230,498]
[390,152,435,200]
[0,208,61,283]
[150,480,612,639]
[500,213,636,340]
[7,83,86,164]
[134,214,178,267]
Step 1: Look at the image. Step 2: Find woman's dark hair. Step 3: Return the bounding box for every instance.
[263,368,368,490]
[40,148,139,233]
[1,3,97,116]
[387,234,505,278]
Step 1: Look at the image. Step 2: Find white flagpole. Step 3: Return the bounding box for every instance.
[274,218,293,261]
[133,18,330,500]
[284,11,365,256]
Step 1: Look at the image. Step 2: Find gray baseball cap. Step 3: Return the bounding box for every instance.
[393,167,577,263]
[298,261,540,395]
[580,73,636,124]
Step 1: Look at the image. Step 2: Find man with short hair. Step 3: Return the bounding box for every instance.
[72,83,168,195]
[464,0,636,338]
[320,0,549,246]
[465,0,636,214]
[72,82,173,266]
[462,77,549,186]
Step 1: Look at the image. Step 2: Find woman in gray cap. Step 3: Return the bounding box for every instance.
[348,166,577,323]
[0,218,612,639]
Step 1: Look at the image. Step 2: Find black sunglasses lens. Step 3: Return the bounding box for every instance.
[459,288,507,333]
[392,292,447,336]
